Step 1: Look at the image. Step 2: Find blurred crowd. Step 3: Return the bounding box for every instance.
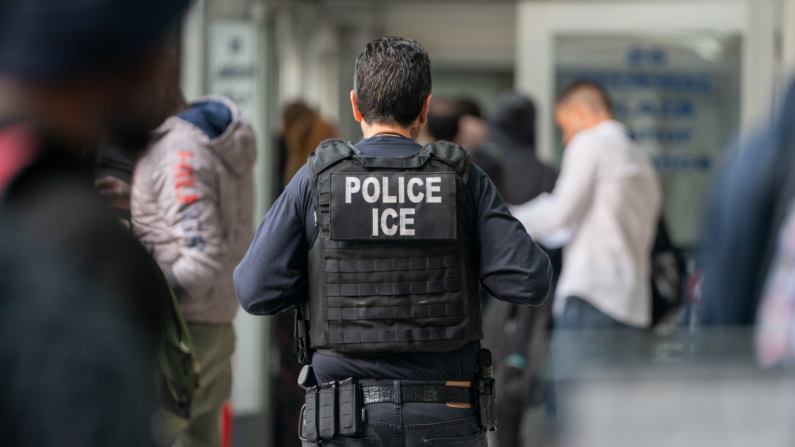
[4,0,795,447]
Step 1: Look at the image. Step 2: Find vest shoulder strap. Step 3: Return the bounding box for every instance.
[424,141,470,184]
[307,139,359,180]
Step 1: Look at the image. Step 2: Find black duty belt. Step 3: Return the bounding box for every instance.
[359,380,474,405]
[301,377,490,443]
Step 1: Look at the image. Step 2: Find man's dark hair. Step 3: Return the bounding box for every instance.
[354,37,432,127]
[558,79,612,114]
[427,97,461,141]
[456,97,482,119]
[0,0,188,81]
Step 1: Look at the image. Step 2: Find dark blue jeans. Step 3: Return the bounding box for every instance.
[556,296,638,331]
[301,384,486,446]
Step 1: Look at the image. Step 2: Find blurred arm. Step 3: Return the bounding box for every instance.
[512,137,598,245]
[471,164,552,305]
[234,167,311,315]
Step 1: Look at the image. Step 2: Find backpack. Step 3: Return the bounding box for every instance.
[650,218,686,326]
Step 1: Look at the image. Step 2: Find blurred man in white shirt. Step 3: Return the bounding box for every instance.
[512,80,661,329]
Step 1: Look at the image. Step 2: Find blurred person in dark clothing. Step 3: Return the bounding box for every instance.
[0,218,158,447]
[455,98,504,192]
[426,96,461,142]
[753,92,795,363]
[426,96,504,192]
[489,92,557,206]
[701,82,795,327]
[0,0,189,445]
[95,139,138,225]
[480,93,559,447]
[455,98,487,149]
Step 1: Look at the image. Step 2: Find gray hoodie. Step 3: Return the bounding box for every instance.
[132,95,256,323]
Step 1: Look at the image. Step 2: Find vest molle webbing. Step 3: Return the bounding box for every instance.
[304,139,483,356]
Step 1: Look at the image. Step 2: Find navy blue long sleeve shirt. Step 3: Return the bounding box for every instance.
[234,135,551,382]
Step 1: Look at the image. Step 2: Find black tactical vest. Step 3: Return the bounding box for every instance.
[304,139,483,356]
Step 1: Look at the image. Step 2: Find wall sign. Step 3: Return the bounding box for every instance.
[555,33,741,246]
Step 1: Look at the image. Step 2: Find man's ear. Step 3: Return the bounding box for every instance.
[350,91,363,123]
[417,95,432,125]
[573,102,591,124]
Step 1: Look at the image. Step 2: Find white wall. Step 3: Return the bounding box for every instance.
[275,5,341,123]
[383,2,516,70]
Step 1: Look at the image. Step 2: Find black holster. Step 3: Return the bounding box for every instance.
[477,349,497,431]
[294,305,310,365]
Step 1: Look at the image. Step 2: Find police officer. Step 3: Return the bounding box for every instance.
[234,37,552,446]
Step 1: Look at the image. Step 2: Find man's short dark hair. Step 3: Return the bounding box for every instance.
[354,37,432,127]
[427,97,461,141]
[558,79,612,114]
[456,98,482,119]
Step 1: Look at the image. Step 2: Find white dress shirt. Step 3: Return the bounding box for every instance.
[512,120,661,327]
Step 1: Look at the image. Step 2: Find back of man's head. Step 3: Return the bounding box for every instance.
[0,0,189,150]
[557,79,612,116]
[354,37,431,127]
[456,98,482,119]
[0,0,188,82]
[426,97,460,142]
[490,92,537,146]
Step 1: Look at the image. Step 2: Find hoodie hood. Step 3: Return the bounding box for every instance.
[176,95,257,177]
[488,92,537,151]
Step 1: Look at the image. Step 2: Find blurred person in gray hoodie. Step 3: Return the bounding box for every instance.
[131,69,256,447]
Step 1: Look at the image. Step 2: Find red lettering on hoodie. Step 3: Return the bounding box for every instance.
[174,151,197,205]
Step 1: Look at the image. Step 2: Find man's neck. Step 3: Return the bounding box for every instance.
[361,122,421,142]
[587,116,611,129]
[573,116,612,140]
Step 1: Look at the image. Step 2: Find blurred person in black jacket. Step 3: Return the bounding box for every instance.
[426,96,505,192]
[701,82,795,326]
[426,96,461,143]
[95,138,139,225]
[0,0,189,445]
[455,98,505,193]
[488,92,558,205]
[482,92,560,447]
